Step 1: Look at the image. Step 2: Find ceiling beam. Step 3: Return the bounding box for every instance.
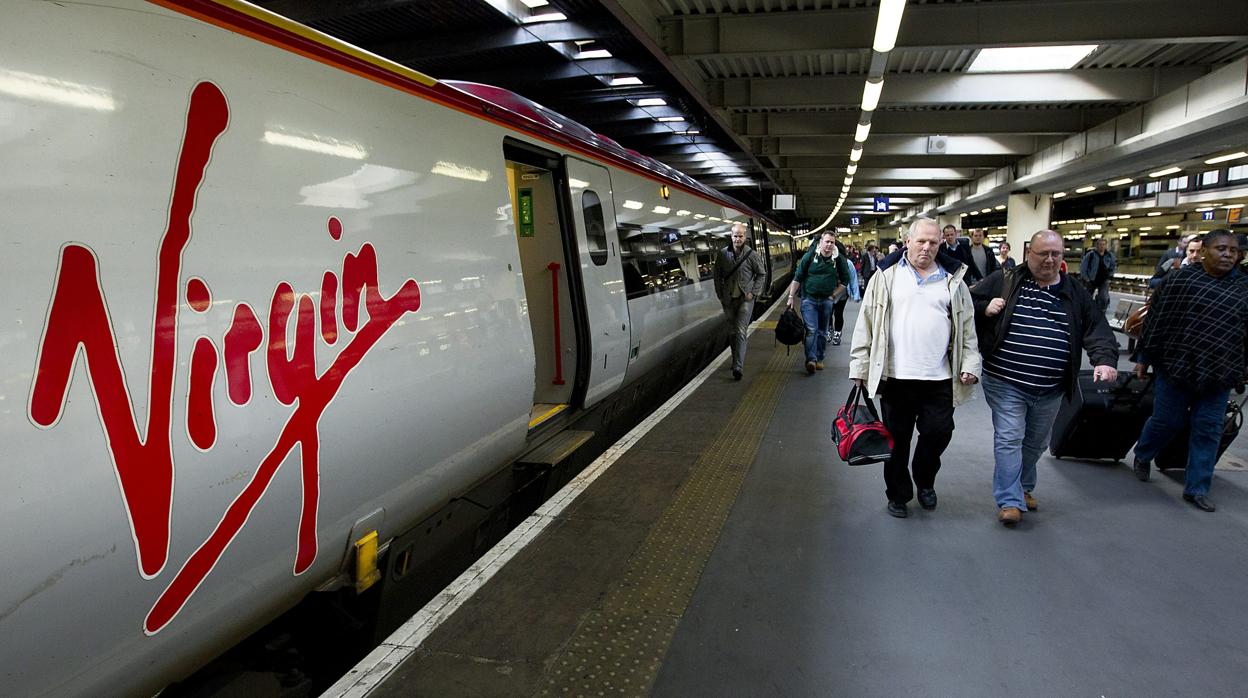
[661,0,1248,57]
[734,109,1124,137]
[714,68,1207,109]
[751,134,1043,157]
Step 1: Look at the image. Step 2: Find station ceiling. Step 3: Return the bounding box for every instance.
[255,0,1248,228]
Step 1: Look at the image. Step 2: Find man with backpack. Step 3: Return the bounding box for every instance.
[715,222,768,380]
[786,232,850,375]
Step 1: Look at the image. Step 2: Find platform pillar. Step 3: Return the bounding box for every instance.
[1006,193,1052,263]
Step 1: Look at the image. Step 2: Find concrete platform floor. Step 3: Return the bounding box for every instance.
[370,298,1248,697]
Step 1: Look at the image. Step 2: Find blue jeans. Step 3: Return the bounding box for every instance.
[1133,373,1230,496]
[800,297,833,363]
[982,373,1064,510]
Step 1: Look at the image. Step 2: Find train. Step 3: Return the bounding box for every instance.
[0,1,799,694]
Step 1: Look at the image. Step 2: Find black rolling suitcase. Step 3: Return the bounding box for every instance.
[1049,371,1153,462]
[1154,393,1246,470]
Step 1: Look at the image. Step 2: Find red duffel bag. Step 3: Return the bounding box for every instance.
[831,383,894,466]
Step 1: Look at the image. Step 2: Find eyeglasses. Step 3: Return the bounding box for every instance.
[1031,250,1063,259]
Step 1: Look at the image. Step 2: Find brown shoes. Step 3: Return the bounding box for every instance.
[805,361,816,374]
[1023,491,1037,511]
[815,361,825,370]
[998,507,1022,525]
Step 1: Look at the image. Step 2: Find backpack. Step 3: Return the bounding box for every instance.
[831,384,894,466]
[774,307,806,348]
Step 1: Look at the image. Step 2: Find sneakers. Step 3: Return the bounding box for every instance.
[831,331,842,346]
[815,361,825,371]
[732,369,742,381]
[998,507,1022,525]
[887,501,909,518]
[805,361,816,375]
[1023,491,1037,511]
[1133,455,1151,482]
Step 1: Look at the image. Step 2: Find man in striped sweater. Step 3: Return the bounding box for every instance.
[971,230,1119,525]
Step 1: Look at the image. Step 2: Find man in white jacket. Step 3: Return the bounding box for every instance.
[849,218,982,518]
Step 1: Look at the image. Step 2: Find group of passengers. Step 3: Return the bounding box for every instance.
[714,218,1248,525]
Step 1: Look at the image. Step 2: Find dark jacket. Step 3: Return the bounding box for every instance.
[971,266,1119,398]
[877,246,966,277]
[955,243,1000,284]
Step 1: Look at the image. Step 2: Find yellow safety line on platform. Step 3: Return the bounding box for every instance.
[536,344,794,696]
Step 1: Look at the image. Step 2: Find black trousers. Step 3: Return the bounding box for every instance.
[832,296,848,332]
[879,378,955,504]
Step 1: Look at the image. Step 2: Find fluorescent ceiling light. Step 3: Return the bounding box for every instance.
[610,76,644,86]
[1148,166,1181,177]
[520,0,549,6]
[680,129,700,135]
[854,122,872,143]
[1140,226,1152,231]
[861,80,883,112]
[980,208,992,214]
[849,146,863,163]
[966,45,1098,73]
[1205,151,1248,164]
[1075,185,1096,193]
[656,116,685,122]
[636,98,666,107]
[846,164,858,175]
[1165,224,1181,230]
[577,49,612,59]
[1107,177,1133,187]
[844,176,854,185]
[994,204,1006,210]
[872,0,907,52]
[1147,211,1162,216]
[523,11,567,23]
[1052,191,1067,198]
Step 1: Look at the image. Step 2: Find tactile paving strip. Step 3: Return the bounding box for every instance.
[537,345,793,696]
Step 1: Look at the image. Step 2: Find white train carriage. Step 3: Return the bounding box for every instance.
[0,1,791,693]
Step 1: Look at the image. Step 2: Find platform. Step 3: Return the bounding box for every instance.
[330,299,1248,697]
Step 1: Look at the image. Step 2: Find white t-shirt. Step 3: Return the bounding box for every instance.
[887,263,953,380]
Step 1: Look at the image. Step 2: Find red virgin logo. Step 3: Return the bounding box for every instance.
[27,82,421,634]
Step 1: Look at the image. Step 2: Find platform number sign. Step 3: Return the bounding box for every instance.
[518,188,535,237]
[873,196,890,213]
[850,215,862,226]
[1202,210,1216,221]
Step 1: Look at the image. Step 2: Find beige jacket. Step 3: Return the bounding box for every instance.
[848,254,982,406]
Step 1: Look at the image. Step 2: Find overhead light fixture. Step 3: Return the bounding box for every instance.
[610,76,644,86]
[980,208,992,214]
[966,45,1098,73]
[1107,177,1133,187]
[1139,226,1153,231]
[1165,224,1181,230]
[1075,185,1096,193]
[636,98,667,107]
[1147,211,1163,216]
[523,11,567,23]
[846,164,858,175]
[577,49,612,59]
[844,176,854,185]
[1052,191,1067,198]
[656,116,685,122]
[861,79,883,112]
[1205,151,1248,165]
[1149,166,1181,177]
[872,0,907,52]
[520,0,549,6]
[1117,228,1129,232]
[994,204,1006,210]
[850,146,863,162]
[854,122,872,143]
[680,129,700,135]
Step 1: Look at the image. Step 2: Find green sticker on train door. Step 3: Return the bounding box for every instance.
[518,188,535,237]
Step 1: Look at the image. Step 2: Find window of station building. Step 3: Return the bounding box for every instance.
[1144,180,1161,194]
[1229,164,1248,182]
[581,190,608,266]
[1167,175,1188,191]
[1201,170,1220,186]
[1128,184,1141,197]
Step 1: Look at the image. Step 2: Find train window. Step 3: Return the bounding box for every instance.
[582,190,608,266]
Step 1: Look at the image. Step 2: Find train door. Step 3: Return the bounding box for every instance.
[563,157,630,408]
[504,147,580,429]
